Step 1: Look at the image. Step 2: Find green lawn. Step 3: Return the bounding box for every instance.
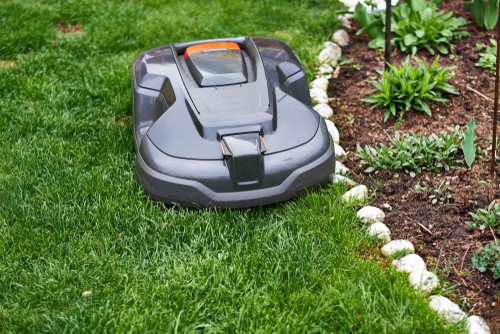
[0,0,462,332]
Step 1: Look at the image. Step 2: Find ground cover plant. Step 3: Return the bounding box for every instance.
[0,0,467,332]
[467,199,500,232]
[352,0,468,54]
[363,56,458,122]
[476,39,498,74]
[356,128,463,174]
[329,1,500,329]
[472,241,500,279]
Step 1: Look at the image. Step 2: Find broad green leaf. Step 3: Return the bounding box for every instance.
[368,36,386,49]
[353,3,370,27]
[384,110,391,123]
[461,118,477,167]
[420,101,432,116]
[485,0,500,30]
[404,34,417,46]
[441,29,452,38]
[415,29,425,38]
[435,44,449,54]
[364,166,376,173]
[409,0,424,12]
[422,7,433,22]
[358,19,384,38]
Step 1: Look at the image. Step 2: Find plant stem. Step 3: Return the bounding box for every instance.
[466,85,493,102]
[384,0,392,70]
[491,9,500,201]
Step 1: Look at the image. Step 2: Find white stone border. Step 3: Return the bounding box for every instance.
[310,15,491,334]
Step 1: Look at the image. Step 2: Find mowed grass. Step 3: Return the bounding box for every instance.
[0,0,462,332]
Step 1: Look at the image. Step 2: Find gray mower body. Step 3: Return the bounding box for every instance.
[132,36,335,208]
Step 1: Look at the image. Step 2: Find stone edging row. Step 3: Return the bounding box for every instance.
[307,14,491,334]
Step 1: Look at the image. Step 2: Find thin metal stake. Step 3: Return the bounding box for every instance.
[384,0,392,71]
[490,11,500,200]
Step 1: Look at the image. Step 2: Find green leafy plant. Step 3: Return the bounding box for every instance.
[467,199,500,232]
[476,39,497,74]
[353,3,384,40]
[476,135,500,160]
[363,56,458,122]
[465,0,499,30]
[462,118,477,167]
[472,241,500,279]
[339,57,361,70]
[415,181,453,204]
[428,181,452,204]
[356,127,463,174]
[486,135,500,157]
[354,0,468,55]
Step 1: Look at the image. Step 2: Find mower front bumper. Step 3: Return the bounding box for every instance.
[136,121,335,208]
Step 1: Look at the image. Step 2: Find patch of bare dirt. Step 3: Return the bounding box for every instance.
[56,23,83,35]
[0,60,17,69]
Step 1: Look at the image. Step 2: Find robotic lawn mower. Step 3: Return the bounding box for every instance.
[132,37,335,208]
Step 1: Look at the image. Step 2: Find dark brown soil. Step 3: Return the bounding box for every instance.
[329,1,499,330]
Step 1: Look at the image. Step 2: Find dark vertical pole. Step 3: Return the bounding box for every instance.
[384,0,392,71]
[490,10,500,200]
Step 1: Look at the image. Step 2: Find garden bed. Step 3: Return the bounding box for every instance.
[330,1,499,330]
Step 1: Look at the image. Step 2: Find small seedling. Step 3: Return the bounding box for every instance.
[428,182,452,205]
[414,181,431,192]
[471,241,500,279]
[467,199,500,232]
[339,57,361,70]
[476,39,497,74]
[415,181,453,204]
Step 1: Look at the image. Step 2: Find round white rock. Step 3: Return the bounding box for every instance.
[409,270,440,292]
[324,120,340,144]
[318,44,342,66]
[467,315,491,334]
[381,240,415,257]
[342,185,368,202]
[313,103,333,118]
[367,222,391,243]
[337,15,352,29]
[335,161,349,175]
[330,174,357,187]
[317,64,334,77]
[334,143,346,159]
[357,206,385,224]
[310,88,328,104]
[392,254,426,274]
[429,296,467,323]
[310,77,329,91]
[332,30,350,47]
